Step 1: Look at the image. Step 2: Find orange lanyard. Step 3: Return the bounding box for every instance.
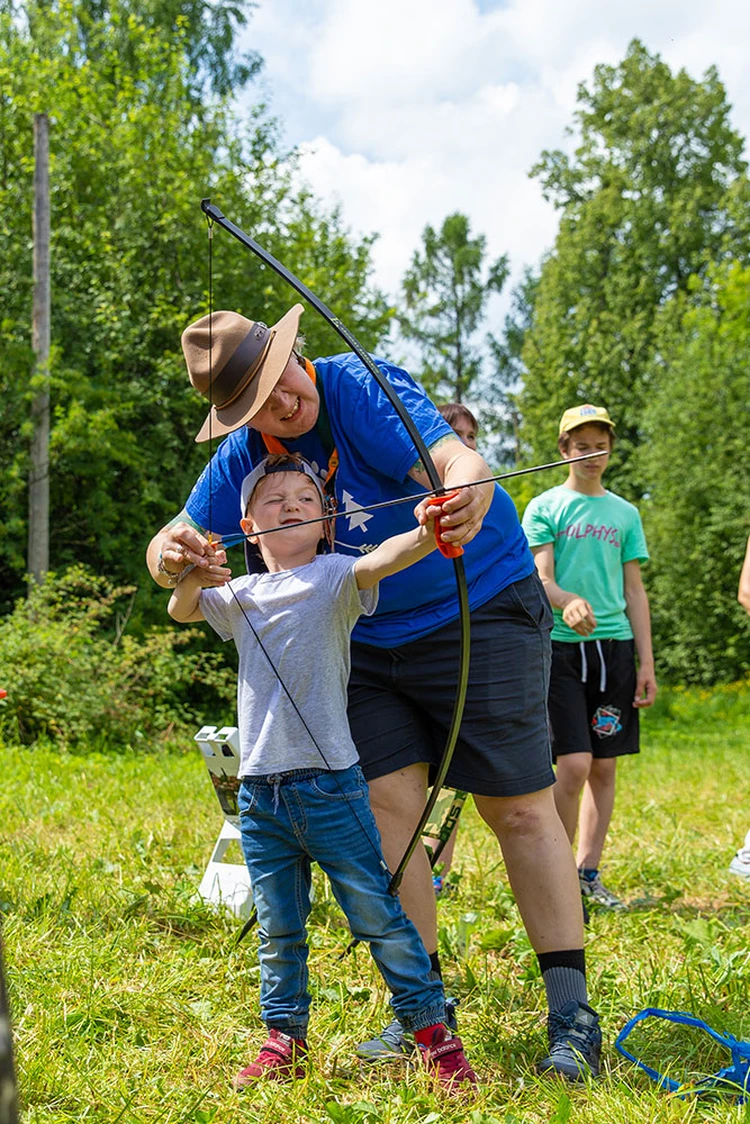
[260,358,338,490]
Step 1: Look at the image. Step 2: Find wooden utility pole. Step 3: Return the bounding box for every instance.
[28,112,50,584]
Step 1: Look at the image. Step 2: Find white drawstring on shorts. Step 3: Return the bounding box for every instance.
[579,640,607,693]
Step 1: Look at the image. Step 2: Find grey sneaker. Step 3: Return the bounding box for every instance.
[729,831,750,878]
[356,999,458,1062]
[579,869,626,910]
[729,852,750,878]
[537,1000,602,1082]
[355,1016,412,1061]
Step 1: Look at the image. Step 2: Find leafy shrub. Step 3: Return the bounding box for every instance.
[638,263,750,685]
[0,566,234,747]
[647,679,750,731]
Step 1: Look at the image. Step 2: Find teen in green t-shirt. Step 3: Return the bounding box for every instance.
[522,405,657,910]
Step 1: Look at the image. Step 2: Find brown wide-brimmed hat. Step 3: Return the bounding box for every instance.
[182,304,304,443]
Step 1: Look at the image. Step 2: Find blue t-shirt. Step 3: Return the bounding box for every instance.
[186,352,533,646]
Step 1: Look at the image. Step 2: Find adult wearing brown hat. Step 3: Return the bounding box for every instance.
[186,306,309,443]
[146,307,600,1080]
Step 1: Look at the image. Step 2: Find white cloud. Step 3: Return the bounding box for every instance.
[308,0,487,105]
[242,0,750,314]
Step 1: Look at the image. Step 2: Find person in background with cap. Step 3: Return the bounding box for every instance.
[146,307,601,1081]
[168,451,478,1091]
[522,405,657,912]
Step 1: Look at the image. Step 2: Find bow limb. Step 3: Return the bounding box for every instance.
[201,200,471,894]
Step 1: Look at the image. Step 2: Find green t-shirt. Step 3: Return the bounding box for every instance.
[522,485,649,643]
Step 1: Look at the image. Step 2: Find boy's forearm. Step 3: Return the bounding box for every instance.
[374,524,436,574]
[168,572,205,622]
[355,525,435,588]
[539,576,581,613]
[626,584,657,705]
[531,546,581,611]
[626,587,655,669]
[531,547,595,635]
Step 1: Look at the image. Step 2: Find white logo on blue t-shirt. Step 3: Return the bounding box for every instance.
[341,489,373,533]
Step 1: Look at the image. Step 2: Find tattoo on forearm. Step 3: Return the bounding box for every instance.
[165,511,205,534]
[410,434,456,477]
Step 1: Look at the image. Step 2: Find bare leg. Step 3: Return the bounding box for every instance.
[366,763,438,952]
[474,787,583,952]
[553,752,592,844]
[576,757,617,870]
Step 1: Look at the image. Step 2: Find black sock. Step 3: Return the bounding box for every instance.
[537,949,587,1012]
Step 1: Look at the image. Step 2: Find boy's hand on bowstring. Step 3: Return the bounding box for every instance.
[192,542,232,587]
[160,521,215,570]
[160,523,230,580]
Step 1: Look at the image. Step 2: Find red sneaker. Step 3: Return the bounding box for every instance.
[232,1028,308,1088]
[415,1023,478,1093]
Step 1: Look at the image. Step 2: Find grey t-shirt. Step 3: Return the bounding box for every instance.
[200,554,378,776]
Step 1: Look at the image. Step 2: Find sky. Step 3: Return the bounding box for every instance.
[239,0,750,312]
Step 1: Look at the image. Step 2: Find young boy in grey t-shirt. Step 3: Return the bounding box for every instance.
[168,453,477,1093]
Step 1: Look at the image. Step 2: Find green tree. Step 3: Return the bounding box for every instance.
[0,1,390,621]
[519,39,749,497]
[485,267,538,465]
[399,212,508,403]
[15,0,261,98]
[638,261,750,684]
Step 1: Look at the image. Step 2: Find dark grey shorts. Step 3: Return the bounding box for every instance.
[347,572,555,798]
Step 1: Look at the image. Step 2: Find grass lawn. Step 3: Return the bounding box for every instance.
[2,683,750,1123]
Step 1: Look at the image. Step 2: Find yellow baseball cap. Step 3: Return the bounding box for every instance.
[559,404,615,436]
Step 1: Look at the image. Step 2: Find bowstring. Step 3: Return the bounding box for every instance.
[206,215,214,547]
[203,221,390,879]
[223,588,389,875]
[200,204,470,868]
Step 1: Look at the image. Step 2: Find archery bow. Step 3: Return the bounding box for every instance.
[200,199,470,895]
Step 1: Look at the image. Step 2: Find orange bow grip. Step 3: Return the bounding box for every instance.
[427,491,464,558]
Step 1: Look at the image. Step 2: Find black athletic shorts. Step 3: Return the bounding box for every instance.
[347,572,555,798]
[548,638,639,760]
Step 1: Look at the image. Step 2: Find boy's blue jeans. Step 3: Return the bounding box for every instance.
[237,764,445,1039]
